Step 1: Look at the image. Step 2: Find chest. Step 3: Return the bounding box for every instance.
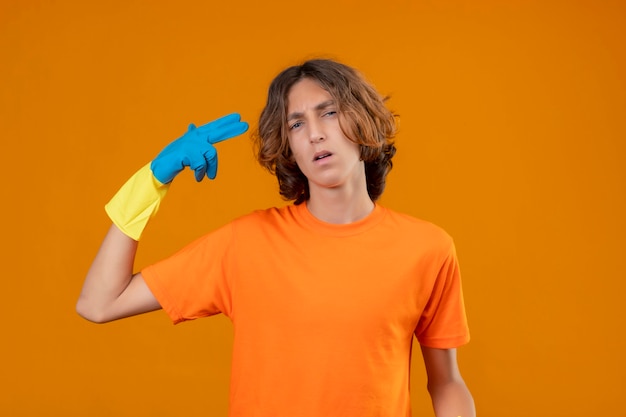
[230,231,439,339]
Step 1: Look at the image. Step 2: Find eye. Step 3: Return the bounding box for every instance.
[289,121,303,130]
[324,110,337,117]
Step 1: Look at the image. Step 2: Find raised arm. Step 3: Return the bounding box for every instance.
[76,114,248,323]
[421,345,476,417]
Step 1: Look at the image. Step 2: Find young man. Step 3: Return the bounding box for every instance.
[77,59,475,417]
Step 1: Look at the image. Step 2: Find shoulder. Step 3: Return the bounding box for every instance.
[227,205,299,235]
[380,206,454,246]
[232,205,295,225]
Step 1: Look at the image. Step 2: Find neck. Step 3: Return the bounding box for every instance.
[306,185,375,224]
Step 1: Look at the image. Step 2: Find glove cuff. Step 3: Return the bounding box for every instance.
[104,163,170,240]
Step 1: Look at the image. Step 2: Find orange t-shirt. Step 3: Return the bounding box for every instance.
[142,203,469,417]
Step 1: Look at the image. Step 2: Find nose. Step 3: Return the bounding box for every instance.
[308,119,325,144]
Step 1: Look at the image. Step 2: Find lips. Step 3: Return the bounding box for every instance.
[313,150,332,162]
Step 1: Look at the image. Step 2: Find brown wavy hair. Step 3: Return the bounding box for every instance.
[253,59,397,204]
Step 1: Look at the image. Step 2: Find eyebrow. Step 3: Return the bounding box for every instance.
[287,100,336,122]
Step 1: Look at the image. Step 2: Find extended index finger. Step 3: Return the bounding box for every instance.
[195,113,249,144]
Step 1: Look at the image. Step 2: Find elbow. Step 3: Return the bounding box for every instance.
[75,297,109,324]
[426,375,465,398]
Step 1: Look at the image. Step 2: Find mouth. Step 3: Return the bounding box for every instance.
[313,151,333,162]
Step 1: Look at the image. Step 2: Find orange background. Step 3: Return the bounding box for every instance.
[1,1,624,416]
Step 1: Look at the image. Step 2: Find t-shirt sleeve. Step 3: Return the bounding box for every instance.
[141,223,235,324]
[414,240,470,348]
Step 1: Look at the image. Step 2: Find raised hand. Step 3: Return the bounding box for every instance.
[150,113,249,184]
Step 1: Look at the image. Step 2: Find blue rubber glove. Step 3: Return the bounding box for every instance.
[150,113,249,184]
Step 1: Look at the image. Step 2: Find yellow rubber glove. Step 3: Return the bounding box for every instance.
[104,163,169,241]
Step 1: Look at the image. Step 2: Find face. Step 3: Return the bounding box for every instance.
[286,78,365,195]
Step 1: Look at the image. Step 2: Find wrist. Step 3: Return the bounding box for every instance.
[105,163,171,240]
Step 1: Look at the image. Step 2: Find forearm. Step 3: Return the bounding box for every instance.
[429,379,476,417]
[76,224,139,322]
